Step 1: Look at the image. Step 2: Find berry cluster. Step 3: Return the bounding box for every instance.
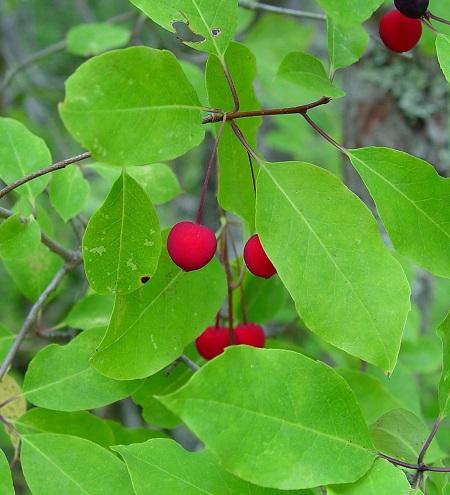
[167,221,276,359]
[379,1,428,52]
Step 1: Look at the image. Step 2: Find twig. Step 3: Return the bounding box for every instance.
[301,113,347,153]
[379,453,450,473]
[427,11,450,26]
[178,354,200,372]
[203,97,331,124]
[0,152,91,201]
[0,207,79,263]
[418,417,443,466]
[220,60,240,113]
[0,258,82,381]
[238,0,326,21]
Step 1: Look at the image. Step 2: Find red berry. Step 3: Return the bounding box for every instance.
[243,234,276,279]
[167,221,217,271]
[234,323,266,348]
[196,326,230,360]
[379,9,422,53]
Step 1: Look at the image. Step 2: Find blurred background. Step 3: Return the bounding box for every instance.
[1,0,450,492]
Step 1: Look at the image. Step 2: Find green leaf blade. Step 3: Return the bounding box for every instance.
[67,22,130,57]
[60,47,205,166]
[349,147,450,278]
[82,171,161,295]
[438,313,450,417]
[160,346,376,490]
[256,161,411,372]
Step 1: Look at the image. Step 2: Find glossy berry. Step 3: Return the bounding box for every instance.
[196,326,230,360]
[379,9,422,53]
[394,0,429,19]
[167,221,217,271]
[244,234,276,279]
[234,323,266,348]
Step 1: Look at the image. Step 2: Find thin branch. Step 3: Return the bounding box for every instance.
[0,151,91,201]
[301,113,347,153]
[220,60,240,113]
[239,0,326,21]
[379,453,450,473]
[418,416,443,466]
[427,11,450,26]
[203,96,331,124]
[0,207,80,262]
[178,354,200,372]
[0,258,81,381]
[0,11,138,92]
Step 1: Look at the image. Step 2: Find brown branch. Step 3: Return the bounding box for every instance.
[379,453,450,473]
[0,152,91,201]
[0,207,80,263]
[0,258,82,381]
[203,96,331,124]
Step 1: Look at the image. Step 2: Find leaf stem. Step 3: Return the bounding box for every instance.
[418,416,443,466]
[0,151,91,201]
[379,452,450,473]
[196,115,227,224]
[427,11,450,26]
[220,59,240,113]
[301,113,346,153]
[238,0,326,21]
[220,223,235,343]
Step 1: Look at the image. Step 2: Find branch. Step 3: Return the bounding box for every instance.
[203,97,331,124]
[0,207,80,263]
[239,0,326,21]
[0,258,81,381]
[0,151,91,201]
[0,11,138,92]
[379,453,450,473]
[418,416,443,466]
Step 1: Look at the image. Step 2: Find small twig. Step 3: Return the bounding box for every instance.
[0,151,91,201]
[203,97,331,124]
[301,113,346,153]
[0,258,81,381]
[178,354,200,372]
[220,60,240,113]
[379,452,450,473]
[196,114,227,224]
[238,0,326,21]
[427,11,450,26]
[418,416,443,466]
[0,207,79,263]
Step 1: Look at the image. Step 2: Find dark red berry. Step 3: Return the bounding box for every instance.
[234,323,266,348]
[196,326,230,360]
[379,9,422,53]
[394,0,429,19]
[243,234,276,279]
[167,221,217,271]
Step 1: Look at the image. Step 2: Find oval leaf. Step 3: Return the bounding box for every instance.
[256,161,411,372]
[23,327,142,411]
[59,46,205,166]
[316,0,383,26]
[67,23,130,56]
[160,346,376,490]
[114,438,311,494]
[83,171,161,295]
[438,312,450,417]
[349,147,450,278]
[91,233,227,380]
[0,214,41,259]
[21,433,134,495]
[436,34,450,83]
[0,449,14,495]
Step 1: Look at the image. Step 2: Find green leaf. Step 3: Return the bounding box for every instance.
[206,42,261,230]
[128,163,181,205]
[348,147,450,278]
[338,369,404,424]
[3,243,63,301]
[129,0,238,56]
[23,327,142,411]
[91,233,226,380]
[438,313,450,417]
[0,449,14,495]
[277,52,345,99]
[83,171,161,295]
[62,293,114,330]
[0,325,14,363]
[327,19,369,73]
[49,165,90,222]
[0,118,51,203]
[21,433,134,495]
[370,409,445,464]
[160,346,376,490]
[105,420,167,445]
[0,214,41,259]
[67,23,130,56]
[256,161,411,372]
[315,0,383,26]
[115,438,312,494]
[15,409,115,447]
[60,46,205,166]
[436,34,450,82]
[0,374,27,448]
[328,459,410,495]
